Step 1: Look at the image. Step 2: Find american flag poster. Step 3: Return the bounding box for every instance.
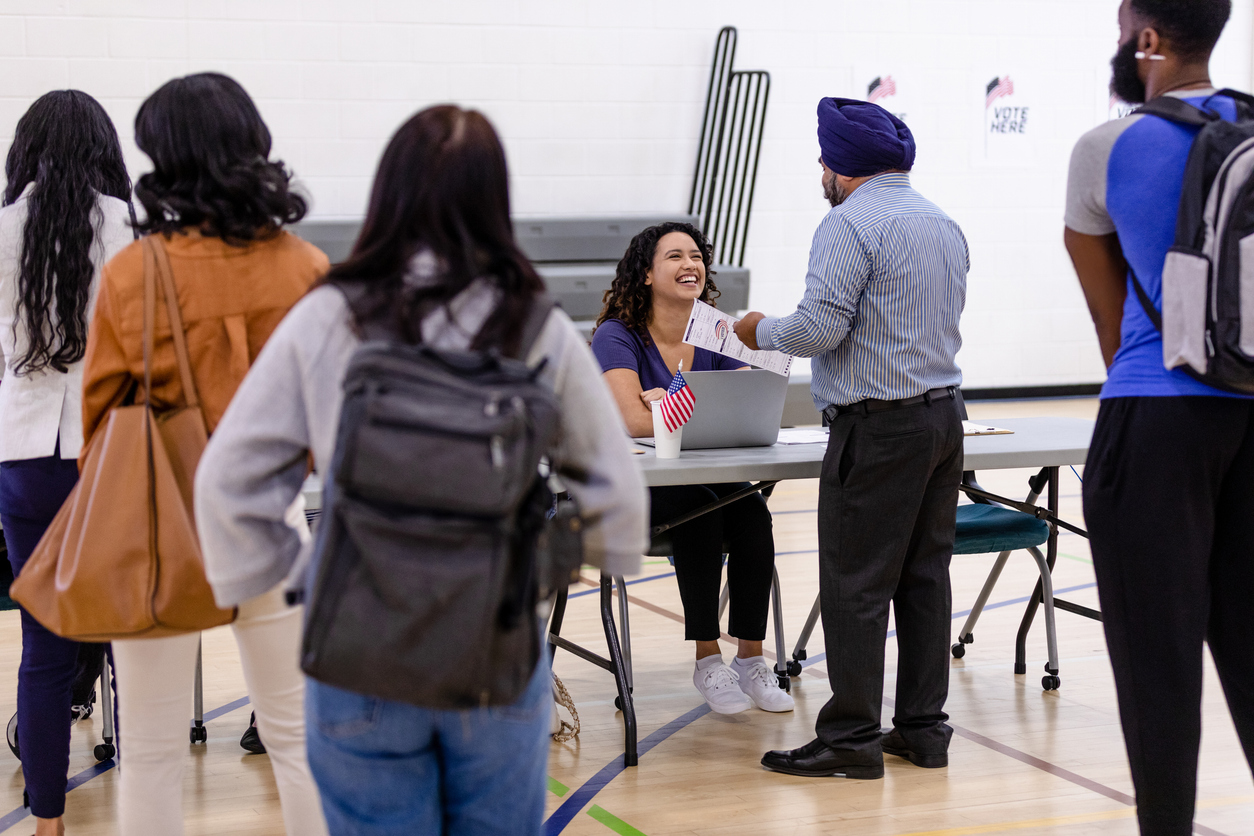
[981,72,1032,164]
[659,369,694,433]
[867,75,897,104]
[985,75,1014,109]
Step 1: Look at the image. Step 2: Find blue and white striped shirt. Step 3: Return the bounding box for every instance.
[756,173,968,409]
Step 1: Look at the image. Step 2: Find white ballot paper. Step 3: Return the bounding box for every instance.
[776,428,830,445]
[962,421,1013,437]
[682,300,794,377]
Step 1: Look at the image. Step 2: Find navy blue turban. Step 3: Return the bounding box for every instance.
[817,97,916,177]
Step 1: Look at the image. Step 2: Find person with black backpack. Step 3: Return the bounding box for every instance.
[1064,2,1254,833]
[193,104,648,835]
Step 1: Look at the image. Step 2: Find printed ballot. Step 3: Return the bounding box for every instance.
[682,300,794,377]
[962,421,1013,436]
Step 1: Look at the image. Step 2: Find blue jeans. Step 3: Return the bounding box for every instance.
[306,650,551,835]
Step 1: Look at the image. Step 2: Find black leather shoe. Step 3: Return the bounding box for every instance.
[240,712,266,755]
[761,738,884,779]
[881,729,947,768]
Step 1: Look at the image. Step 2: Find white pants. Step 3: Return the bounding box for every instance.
[112,586,329,835]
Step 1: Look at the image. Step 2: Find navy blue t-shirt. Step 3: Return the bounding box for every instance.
[590,319,741,388]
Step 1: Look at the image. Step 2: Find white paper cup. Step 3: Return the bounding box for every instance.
[651,400,683,459]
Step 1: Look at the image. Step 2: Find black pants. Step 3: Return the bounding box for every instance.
[649,483,774,642]
[815,396,963,759]
[1083,397,1254,836]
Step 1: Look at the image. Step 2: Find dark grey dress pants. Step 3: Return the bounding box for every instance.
[815,395,963,758]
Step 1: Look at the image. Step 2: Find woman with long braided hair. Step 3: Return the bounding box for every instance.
[0,89,134,836]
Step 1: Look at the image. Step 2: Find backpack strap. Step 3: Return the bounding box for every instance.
[1213,88,1254,113]
[1134,96,1219,126]
[1128,265,1162,332]
[335,279,557,357]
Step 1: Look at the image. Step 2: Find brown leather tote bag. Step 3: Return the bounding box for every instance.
[11,237,236,640]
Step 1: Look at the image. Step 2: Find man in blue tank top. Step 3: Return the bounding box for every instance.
[1065,2,1254,833]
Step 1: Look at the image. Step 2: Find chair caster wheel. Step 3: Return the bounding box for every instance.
[93,743,115,761]
[190,724,207,744]
[786,660,803,677]
[776,673,791,692]
[951,643,966,659]
[1042,675,1061,691]
[614,696,623,710]
[7,712,20,761]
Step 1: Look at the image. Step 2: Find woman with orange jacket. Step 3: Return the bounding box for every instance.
[80,73,330,836]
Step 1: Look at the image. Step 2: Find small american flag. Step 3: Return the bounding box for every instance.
[659,368,695,434]
[867,75,897,103]
[986,75,1014,109]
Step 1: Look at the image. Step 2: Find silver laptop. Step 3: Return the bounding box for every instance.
[638,369,788,450]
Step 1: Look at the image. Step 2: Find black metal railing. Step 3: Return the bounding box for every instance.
[688,27,770,268]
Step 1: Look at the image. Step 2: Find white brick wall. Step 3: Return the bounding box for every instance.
[0,0,1250,388]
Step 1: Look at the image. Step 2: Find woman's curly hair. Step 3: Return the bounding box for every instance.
[133,73,306,245]
[595,221,719,344]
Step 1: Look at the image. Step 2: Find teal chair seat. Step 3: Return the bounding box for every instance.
[953,504,1050,556]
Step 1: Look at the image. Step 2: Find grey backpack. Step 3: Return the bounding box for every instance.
[1133,89,1254,393]
[300,288,583,709]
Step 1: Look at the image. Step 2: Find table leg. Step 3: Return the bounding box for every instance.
[548,585,569,661]
[601,576,638,766]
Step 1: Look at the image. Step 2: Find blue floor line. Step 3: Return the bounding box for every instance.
[0,572,1099,833]
[0,696,255,833]
[796,582,1098,671]
[545,580,1102,833]
[543,704,711,835]
[568,572,677,599]
[203,695,251,723]
[0,758,117,832]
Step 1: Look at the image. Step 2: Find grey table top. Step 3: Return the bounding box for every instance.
[299,416,1093,505]
[637,416,1094,487]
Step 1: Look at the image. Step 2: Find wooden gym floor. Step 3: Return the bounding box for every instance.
[0,398,1250,835]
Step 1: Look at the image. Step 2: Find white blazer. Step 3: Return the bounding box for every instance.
[0,186,134,462]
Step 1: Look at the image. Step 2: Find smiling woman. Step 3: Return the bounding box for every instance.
[594,221,727,435]
[589,222,794,718]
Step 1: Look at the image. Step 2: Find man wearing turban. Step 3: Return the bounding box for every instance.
[734,98,969,779]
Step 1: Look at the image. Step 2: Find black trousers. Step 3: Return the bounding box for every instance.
[649,483,775,642]
[815,396,963,759]
[1083,397,1254,836]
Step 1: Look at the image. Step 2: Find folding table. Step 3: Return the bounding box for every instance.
[546,416,1096,767]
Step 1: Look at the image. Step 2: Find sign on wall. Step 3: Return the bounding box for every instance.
[981,73,1036,162]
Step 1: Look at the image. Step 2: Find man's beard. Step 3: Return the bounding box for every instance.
[1110,38,1147,105]
[824,177,848,207]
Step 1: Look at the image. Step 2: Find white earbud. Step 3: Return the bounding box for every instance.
[1135,52,1167,61]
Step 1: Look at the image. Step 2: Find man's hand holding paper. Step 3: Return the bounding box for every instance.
[683,300,793,376]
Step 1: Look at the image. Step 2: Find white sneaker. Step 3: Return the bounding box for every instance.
[734,657,795,713]
[693,661,754,715]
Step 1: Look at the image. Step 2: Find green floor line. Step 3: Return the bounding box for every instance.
[587,805,649,836]
[548,777,569,797]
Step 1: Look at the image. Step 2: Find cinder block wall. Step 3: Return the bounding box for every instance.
[0,0,1250,388]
